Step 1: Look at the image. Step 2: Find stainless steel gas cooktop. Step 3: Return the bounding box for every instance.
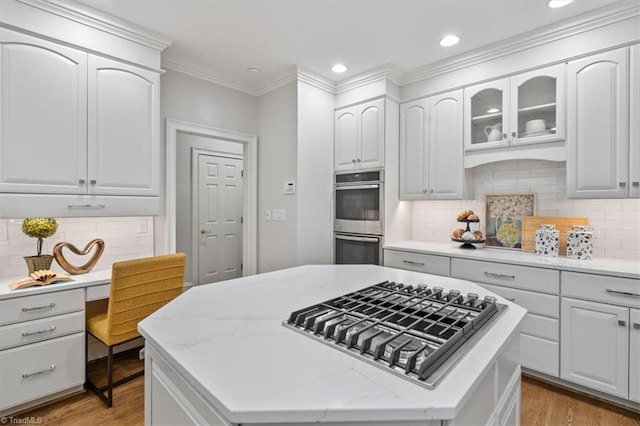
[283,280,507,389]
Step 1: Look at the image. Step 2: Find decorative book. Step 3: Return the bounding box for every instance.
[10,270,72,290]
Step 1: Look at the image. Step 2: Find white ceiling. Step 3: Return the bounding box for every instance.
[76,0,627,92]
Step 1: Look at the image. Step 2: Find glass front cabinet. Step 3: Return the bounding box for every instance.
[464,63,565,152]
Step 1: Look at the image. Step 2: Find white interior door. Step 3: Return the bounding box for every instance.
[196,153,243,285]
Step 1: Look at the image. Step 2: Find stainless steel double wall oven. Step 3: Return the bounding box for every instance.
[334,170,384,265]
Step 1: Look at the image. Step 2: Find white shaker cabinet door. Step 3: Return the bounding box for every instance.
[358,98,385,170]
[561,297,629,399]
[630,308,640,404]
[334,106,358,171]
[630,44,640,198]
[429,89,463,199]
[399,99,429,199]
[87,55,159,196]
[567,48,629,198]
[0,29,87,194]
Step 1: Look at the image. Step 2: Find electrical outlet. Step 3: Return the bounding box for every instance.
[138,220,147,233]
[139,347,145,360]
[272,209,286,222]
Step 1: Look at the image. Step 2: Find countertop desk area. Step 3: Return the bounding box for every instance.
[0,269,115,415]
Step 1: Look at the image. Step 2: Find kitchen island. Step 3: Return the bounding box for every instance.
[139,265,526,425]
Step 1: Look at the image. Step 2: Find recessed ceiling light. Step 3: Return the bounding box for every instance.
[440,35,460,47]
[487,108,500,114]
[548,0,573,8]
[332,64,348,73]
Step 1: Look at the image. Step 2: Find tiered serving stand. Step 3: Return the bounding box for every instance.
[451,217,485,249]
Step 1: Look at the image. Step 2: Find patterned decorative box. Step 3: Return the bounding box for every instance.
[535,224,559,257]
[566,225,594,260]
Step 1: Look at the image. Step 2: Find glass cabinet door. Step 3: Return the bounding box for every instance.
[464,78,510,151]
[511,63,565,145]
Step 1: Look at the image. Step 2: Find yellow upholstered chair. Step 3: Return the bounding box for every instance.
[85,253,186,407]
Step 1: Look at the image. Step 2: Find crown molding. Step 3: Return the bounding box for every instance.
[162,53,258,95]
[335,64,403,94]
[254,67,299,96]
[403,1,640,85]
[294,67,337,94]
[17,0,173,51]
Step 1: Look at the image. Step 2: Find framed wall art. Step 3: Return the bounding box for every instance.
[484,193,537,249]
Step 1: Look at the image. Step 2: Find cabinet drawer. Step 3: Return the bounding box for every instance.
[0,289,84,326]
[0,333,84,411]
[0,311,84,350]
[480,283,559,318]
[521,313,559,341]
[521,334,559,377]
[384,250,450,276]
[451,258,559,294]
[562,272,640,309]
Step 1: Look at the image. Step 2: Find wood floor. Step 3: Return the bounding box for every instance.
[14,352,640,425]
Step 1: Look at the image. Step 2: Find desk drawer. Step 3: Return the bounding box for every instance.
[480,283,559,319]
[0,289,84,326]
[562,272,640,309]
[0,311,84,350]
[384,250,450,276]
[451,258,559,294]
[0,333,84,411]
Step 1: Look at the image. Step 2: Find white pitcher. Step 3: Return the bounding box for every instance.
[484,123,502,142]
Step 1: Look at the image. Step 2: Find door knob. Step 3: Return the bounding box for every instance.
[200,229,207,234]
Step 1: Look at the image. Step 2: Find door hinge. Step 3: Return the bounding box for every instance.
[240,263,243,271]
[241,216,244,224]
[241,170,244,178]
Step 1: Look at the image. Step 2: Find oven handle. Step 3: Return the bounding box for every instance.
[335,184,380,191]
[335,234,380,243]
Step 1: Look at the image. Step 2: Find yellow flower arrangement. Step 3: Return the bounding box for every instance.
[22,218,58,256]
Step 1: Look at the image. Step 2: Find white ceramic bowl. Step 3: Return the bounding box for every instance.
[526,119,546,133]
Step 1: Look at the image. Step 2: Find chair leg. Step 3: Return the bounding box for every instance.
[106,345,113,408]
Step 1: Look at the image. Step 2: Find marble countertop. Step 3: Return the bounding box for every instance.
[0,269,111,300]
[138,264,526,424]
[385,241,640,279]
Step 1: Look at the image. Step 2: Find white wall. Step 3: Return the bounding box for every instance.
[257,82,298,272]
[175,132,243,285]
[296,81,334,265]
[412,160,640,261]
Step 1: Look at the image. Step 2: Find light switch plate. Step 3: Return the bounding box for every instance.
[272,209,286,222]
[265,209,271,221]
[284,181,295,194]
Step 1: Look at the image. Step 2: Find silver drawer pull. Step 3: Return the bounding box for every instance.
[67,204,106,209]
[505,297,515,302]
[605,288,640,297]
[633,323,640,329]
[403,260,425,266]
[618,320,627,327]
[22,326,56,337]
[22,365,56,378]
[22,303,56,312]
[484,272,515,280]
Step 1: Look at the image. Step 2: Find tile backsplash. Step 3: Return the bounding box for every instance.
[413,160,640,261]
[0,216,154,280]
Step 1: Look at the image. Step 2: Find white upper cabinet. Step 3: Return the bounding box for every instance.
[88,55,159,196]
[0,30,87,194]
[0,28,160,204]
[567,48,629,198]
[400,90,463,200]
[630,44,640,198]
[464,64,565,152]
[334,99,384,171]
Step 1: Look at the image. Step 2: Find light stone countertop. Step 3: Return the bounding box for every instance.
[384,241,640,279]
[138,264,526,424]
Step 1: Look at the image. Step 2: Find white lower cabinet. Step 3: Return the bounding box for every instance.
[384,249,450,276]
[630,308,640,403]
[561,297,629,399]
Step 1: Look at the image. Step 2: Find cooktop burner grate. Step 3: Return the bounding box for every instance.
[283,280,507,388]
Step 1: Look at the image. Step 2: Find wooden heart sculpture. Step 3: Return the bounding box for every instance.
[53,239,105,275]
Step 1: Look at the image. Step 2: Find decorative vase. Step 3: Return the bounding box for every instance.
[24,254,55,274]
[567,225,593,260]
[535,224,559,257]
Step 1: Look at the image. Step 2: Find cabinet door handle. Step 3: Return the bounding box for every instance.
[484,272,515,280]
[357,158,361,162]
[402,260,425,266]
[633,323,640,329]
[22,365,56,378]
[22,303,56,312]
[68,204,106,209]
[511,132,517,138]
[633,182,640,187]
[606,288,640,297]
[505,297,515,301]
[619,182,626,188]
[618,320,627,327]
[351,159,356,163]
[22,326,56,337]
[78,179,86,184]
[90,179,97,185]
